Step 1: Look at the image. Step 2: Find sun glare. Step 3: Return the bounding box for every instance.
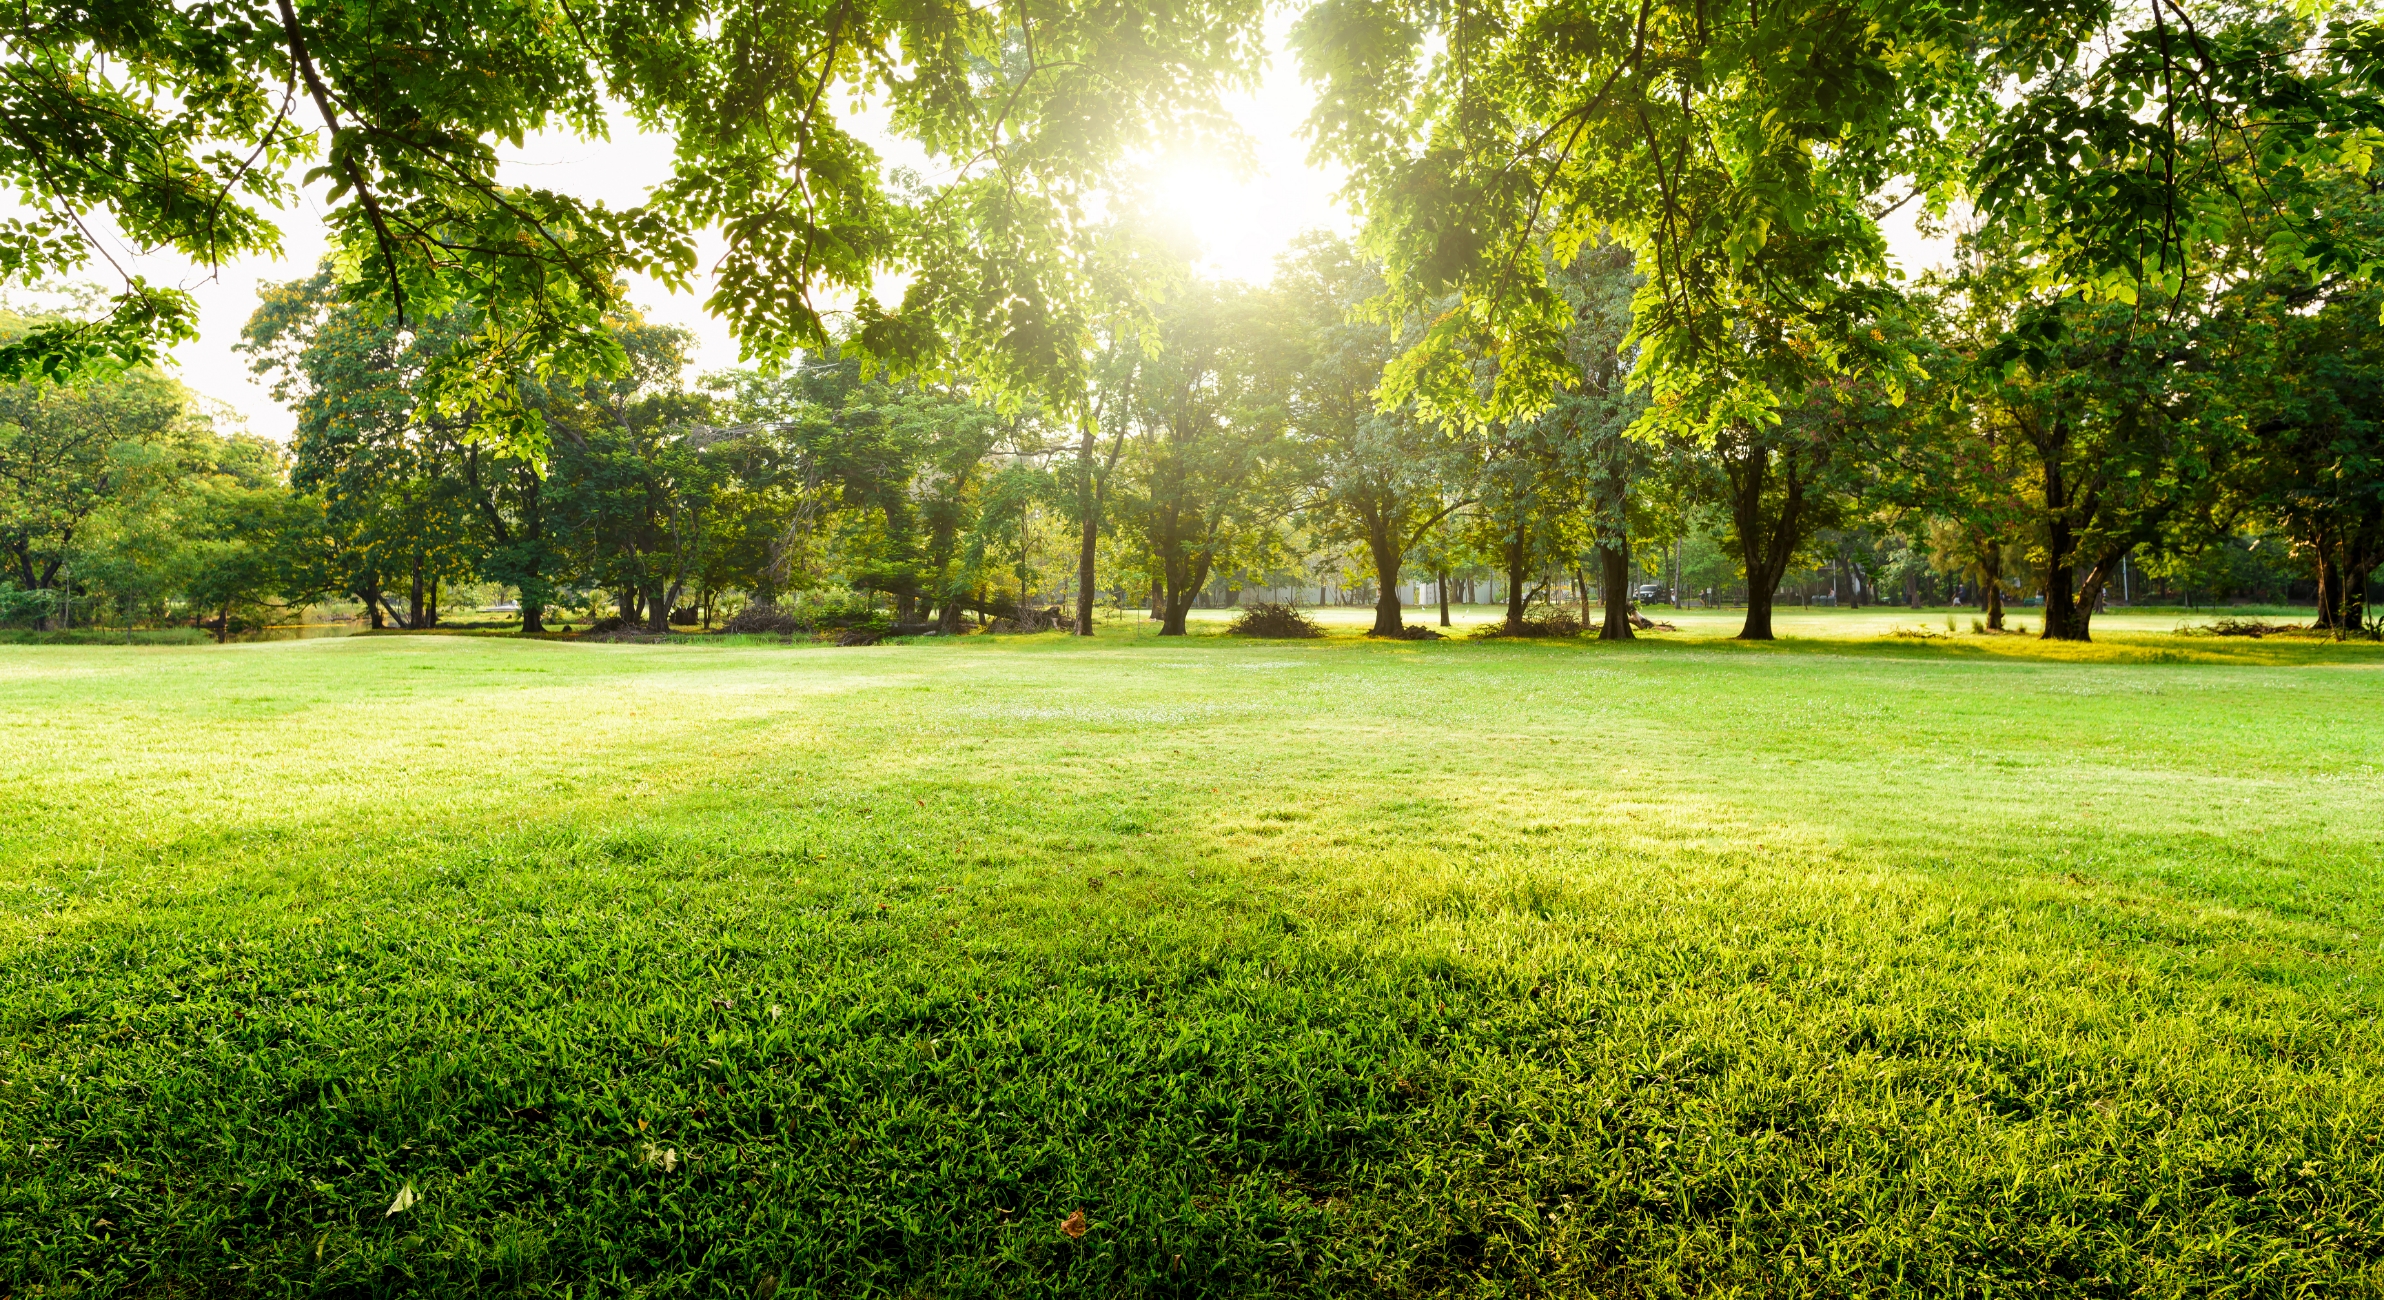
[1145,149,1345,285]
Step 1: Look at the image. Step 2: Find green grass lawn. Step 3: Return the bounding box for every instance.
[4,621,2383,1297]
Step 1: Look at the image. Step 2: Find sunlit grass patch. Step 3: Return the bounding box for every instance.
[3,627,2382,1295]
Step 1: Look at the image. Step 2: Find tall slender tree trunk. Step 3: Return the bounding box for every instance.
[1076,419,1099,636]
[1366,514,1404,637]
[1598,542,1634,640]
[408,560,426,630]
[1503,537,1529,632]
[1437,569,1451,627]
[2315,530,2343,631]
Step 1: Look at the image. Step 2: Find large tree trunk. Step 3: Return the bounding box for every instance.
[1159,554,1214,636]
[1598,543,1634,640]
[2041,561,2093,640]
[1737,566,1777,639]
[1724,432,1803,641]
[2036,429,2094,641]
[1366,514,1404,637]
[1437,569,1451,627]
[409,560,426,631]
[360,579,385,630]
[643,580,670,635]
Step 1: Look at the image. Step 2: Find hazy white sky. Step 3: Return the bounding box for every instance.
[119,22,1939,440]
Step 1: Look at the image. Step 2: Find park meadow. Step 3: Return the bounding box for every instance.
[4,609,2382,1296]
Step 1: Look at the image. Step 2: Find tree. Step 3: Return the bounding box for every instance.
[2217,283,2384,633]
[0,346,189,611]
[67,421,281,629]
[1945,245,2231,642]
[1296,0,2384,450]
[1069,329,1143,635]
[1458,405,1584,634]
[0,0,1273,451]
[545,320,720,634]
[244,270,499,630]
[1120,282,1295,636]
[172,443,322,641]
[1542,243,1648,639]
[1280,235,1462,637]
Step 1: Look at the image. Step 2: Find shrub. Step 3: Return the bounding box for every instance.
[720,604,799,635]
[1475,610,1582,638]
[2189,617,2313,639]
[803,593,889,629]
[1226,602,1326,638]
[716,597,895,639]
[0,627,209,645]
[0,583,54,628]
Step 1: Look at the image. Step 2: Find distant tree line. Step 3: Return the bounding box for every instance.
[1,214,2376,644]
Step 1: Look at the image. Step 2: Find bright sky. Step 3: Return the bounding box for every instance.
[109,18,1345,440]
[119,21,1941,441]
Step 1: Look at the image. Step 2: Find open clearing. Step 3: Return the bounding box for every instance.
[4,618,2383,1296]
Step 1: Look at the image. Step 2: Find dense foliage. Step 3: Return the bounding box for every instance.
[5,209,2368,645]
[3,0,2382,640]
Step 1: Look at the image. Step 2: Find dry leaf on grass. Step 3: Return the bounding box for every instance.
[385,1183,417,1216]
[1059,1208,1088,1239]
